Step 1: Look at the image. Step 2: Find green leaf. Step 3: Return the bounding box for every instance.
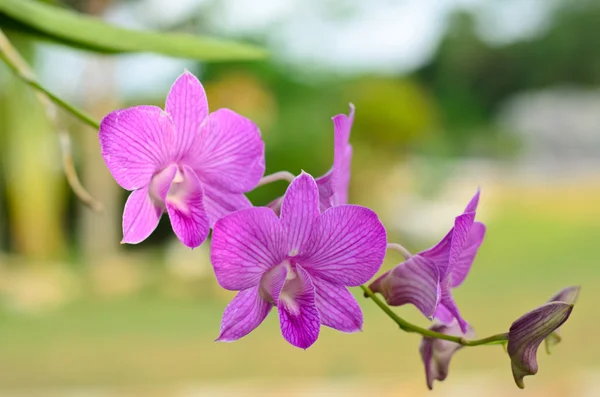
[0,0,267,61]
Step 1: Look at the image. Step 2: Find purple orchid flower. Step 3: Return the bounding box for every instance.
[420,321,475,390]
[210,172,387,349]
[507,297,575,389]
[268,104,354,214]
[369,190,486,332]
[99,71,265,248]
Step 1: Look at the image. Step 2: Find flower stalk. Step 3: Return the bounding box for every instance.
[257,171,296,187]
[386,242,412,259]
[360,285,508,346]
[0,29,100,130]
[0,28,103,211]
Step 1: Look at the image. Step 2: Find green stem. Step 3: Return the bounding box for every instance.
[0,29,100,130]
[360,285,508,346]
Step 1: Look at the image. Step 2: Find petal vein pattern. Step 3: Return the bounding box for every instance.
[211,207,286,291]
[301,205,387,286]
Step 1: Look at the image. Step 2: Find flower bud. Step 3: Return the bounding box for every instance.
[507,301,574,388]
[419,321,475,389]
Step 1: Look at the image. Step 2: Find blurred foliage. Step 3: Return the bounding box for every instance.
[0,0,267,61]
[349,77,438,150]
[417,1,600,153]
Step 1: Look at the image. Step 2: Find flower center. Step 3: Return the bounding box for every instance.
[259,259,301,312]
[148,164,188,210]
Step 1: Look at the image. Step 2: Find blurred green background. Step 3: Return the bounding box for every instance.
[0,0,599,395]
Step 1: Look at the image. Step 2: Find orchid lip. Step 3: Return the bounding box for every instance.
[172,168,185,184]
[149,165,174,207]
[259,258,310,316]
[259,260,294,304]
[148,164,193,211]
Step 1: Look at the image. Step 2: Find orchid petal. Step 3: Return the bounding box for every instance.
[123,164,175,245]
[450,222,485,288]
[202,184,253,226]
[99,106,172,190]
[464,188,481,213]
[301,205,386,286]
[211,207,286,290]
[121,187,162,244]
[432,302,455,324]
[259,261,290,306]
[280,172,320,256]
[447,212,476,278]
[165,71,209,159]
[277,265,320,349]
[419,190,482,279]
[369,255,441,317]
[313,278,363,332]
[331,104,354,206]
[217,286,272,342]
[315,170,335,211]
[148,164,178,201]
[164,166,209,248]
[436,285,469,333]
[190,108,265,193]
[266,197,283,216]
[508,302,574,389]
[419,229,452,276]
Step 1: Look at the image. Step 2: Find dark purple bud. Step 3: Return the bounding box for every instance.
[507,301,574,389]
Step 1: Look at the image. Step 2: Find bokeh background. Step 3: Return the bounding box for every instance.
[0,0,599,395]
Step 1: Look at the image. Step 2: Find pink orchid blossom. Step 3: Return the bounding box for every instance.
[99,71,265,248]
[211,172,387,349]
[370,190,486,332]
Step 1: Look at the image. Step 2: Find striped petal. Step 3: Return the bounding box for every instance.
[163,165,209,248]
[121,187,162,244]
[301,205,387,286]
[435,284,469,333]
[369,255,441,318]
[202,184,253,226]
[165,71,209,159]
[313,277,363,332]
[217,286,272,342]
[277,265,320,349]
[450,222,486,288]
[211,207,286,291]
[99,106,172,190]
[280,172,320,256]
[188,108,265,193]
